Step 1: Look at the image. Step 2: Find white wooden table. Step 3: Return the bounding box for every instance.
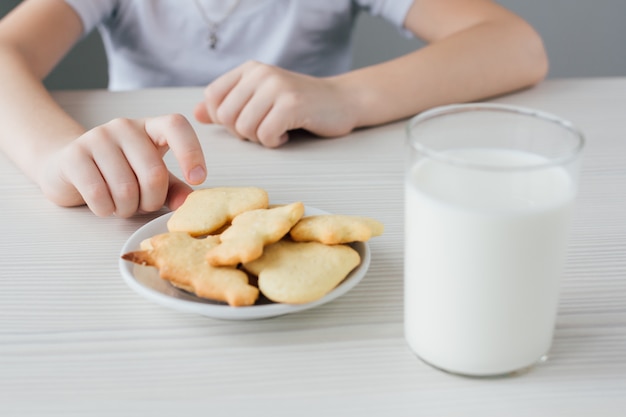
[1,79,625,416]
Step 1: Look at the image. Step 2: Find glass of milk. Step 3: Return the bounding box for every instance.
[404,103,584,377]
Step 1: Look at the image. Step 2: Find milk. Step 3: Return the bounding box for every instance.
[404,148,576,376]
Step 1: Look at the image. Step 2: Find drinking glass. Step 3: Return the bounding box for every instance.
[404,103,584,377]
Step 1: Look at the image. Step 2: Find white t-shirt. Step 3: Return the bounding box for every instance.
[64,0,414,91]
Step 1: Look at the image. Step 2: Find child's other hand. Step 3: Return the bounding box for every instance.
[40,114,207,218]
[194,60,358,148]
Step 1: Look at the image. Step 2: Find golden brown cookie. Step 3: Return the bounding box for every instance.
[139,237,153,251]
[206,202,305,266]
[242,239,360,304]
[289,214,384,244]
[166,187,269,236]
[122,232,259,307]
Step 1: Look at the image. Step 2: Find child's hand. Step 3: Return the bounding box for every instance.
[40,114,207,218]
[193,61,358,147]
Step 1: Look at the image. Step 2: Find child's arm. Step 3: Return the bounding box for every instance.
[336,0,549,128]
[0,0,206,217]
[195,0,547,147]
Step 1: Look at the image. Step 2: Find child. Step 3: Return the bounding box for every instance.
[0,0,548,217]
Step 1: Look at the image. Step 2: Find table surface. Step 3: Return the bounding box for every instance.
[1,78,625,416]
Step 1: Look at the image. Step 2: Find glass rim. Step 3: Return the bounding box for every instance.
[406,103,585,172]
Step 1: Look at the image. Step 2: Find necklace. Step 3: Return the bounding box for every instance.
[193,0,242,50]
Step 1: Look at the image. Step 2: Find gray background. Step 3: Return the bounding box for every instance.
[1,0,625,90]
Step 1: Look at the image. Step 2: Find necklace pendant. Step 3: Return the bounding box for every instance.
[209,32,218,49]
[194,0,241,51]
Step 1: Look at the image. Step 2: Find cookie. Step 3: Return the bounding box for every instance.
[122,232,259,307]
[242,239,360,304]
[206,202,305,266]
[167,187,269,236]
[289,214,384,244]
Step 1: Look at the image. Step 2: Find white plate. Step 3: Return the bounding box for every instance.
[118,206,370,320]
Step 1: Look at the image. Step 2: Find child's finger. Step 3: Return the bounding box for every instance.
[203,66,244,124]
[257,105,293,148]
[60,149,115,217]
[144,114,207,186]
[91,139,140,218]
[193,101,213,124]
[165,172,193,211]
[112,122,169,214]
